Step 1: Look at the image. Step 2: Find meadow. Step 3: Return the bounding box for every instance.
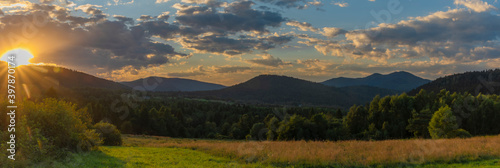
[67,134,498,167]
[24,134,500,167]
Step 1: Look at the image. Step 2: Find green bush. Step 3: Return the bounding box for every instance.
[0,99,101,164]
[21,99,100,153]
[448,129,472,138]
[94,122,123,146]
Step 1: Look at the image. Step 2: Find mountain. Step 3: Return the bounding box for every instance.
[0,64,129,99]
[121,77,226,92]
[408,69,500,95]
[187,75,399,108]
[321,71,431,91]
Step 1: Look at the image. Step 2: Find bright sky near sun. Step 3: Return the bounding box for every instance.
[0,0,499,85]
[0,49,34,67]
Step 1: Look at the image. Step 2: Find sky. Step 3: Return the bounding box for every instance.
[0,0,499,86]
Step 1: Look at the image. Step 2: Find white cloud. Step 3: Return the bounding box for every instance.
[286,21,319,32]
[321,27,347,38]
[454,0,497,12]
[333,2,348,7]
[156,0,169,3]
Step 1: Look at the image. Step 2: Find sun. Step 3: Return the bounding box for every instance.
[0,48,35,67]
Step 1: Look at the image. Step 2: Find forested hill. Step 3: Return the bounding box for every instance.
[184,75,399,108]
[322,71,430,91]
[409,69,500,95]
[0,64,129,98]
[121,77,226,92]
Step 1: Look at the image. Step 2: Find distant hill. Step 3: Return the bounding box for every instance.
[188,75,399,108]
[409,69,500,95]
[0,64,129,99]
[322,71,431,92]
[121,77,226,92]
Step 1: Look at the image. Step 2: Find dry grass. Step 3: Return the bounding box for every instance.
[122,134,500,167]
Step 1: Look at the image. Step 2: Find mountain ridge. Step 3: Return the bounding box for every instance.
[321,71,431,91]
[120,76,226,92]
[184,74,399,108]
[408,69,500,95]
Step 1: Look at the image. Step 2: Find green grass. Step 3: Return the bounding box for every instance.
[413,159,500,168]
[35,146,275,168]
[30,146,500,168]
[28,134,500,168]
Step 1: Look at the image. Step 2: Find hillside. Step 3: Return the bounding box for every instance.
[322,71,430,91]
[0,64,129,98]
[121,77,226,92]
[188,75,398,107]
[409,69,500,95]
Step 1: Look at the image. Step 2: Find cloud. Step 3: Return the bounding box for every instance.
[333,2,348,7]
[297,34,347,56]
[454,0,497,12]
[74,4,106,20]
[254,0,322,9]
[178,33,293,56]
[109,0,134,6]
[344,8,500,61]
[113,15,134,24]
[214,66,251,73]
[167,71,205,77]
[286,20,319,32]
[181,0,220,5]
[0,3,187,73]
[286,21,346,38]
[175,1,285,34]
[167,65,206,77]
[320,27,347,38]
[156,0,170,3]
[167,1,293,56]
[247,54,291,67]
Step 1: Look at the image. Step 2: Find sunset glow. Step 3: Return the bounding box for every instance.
[0,49,34,67]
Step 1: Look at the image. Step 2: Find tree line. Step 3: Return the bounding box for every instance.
[66,88,500,141]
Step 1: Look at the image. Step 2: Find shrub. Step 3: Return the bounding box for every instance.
[449,129,472,138]
[0,99,101,164]
[21,99,100,155]
[94,122,123,146]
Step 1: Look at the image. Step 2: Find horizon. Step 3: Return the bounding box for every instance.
[8,63,435,86]
[0,0,499,86]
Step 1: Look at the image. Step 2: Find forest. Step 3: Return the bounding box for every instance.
[31,87,499,141]
[3,87,500,167]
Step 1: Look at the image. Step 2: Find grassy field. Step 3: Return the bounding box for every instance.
[31,147,272,168]
[30,134,500,167]
[121,134,500,167]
